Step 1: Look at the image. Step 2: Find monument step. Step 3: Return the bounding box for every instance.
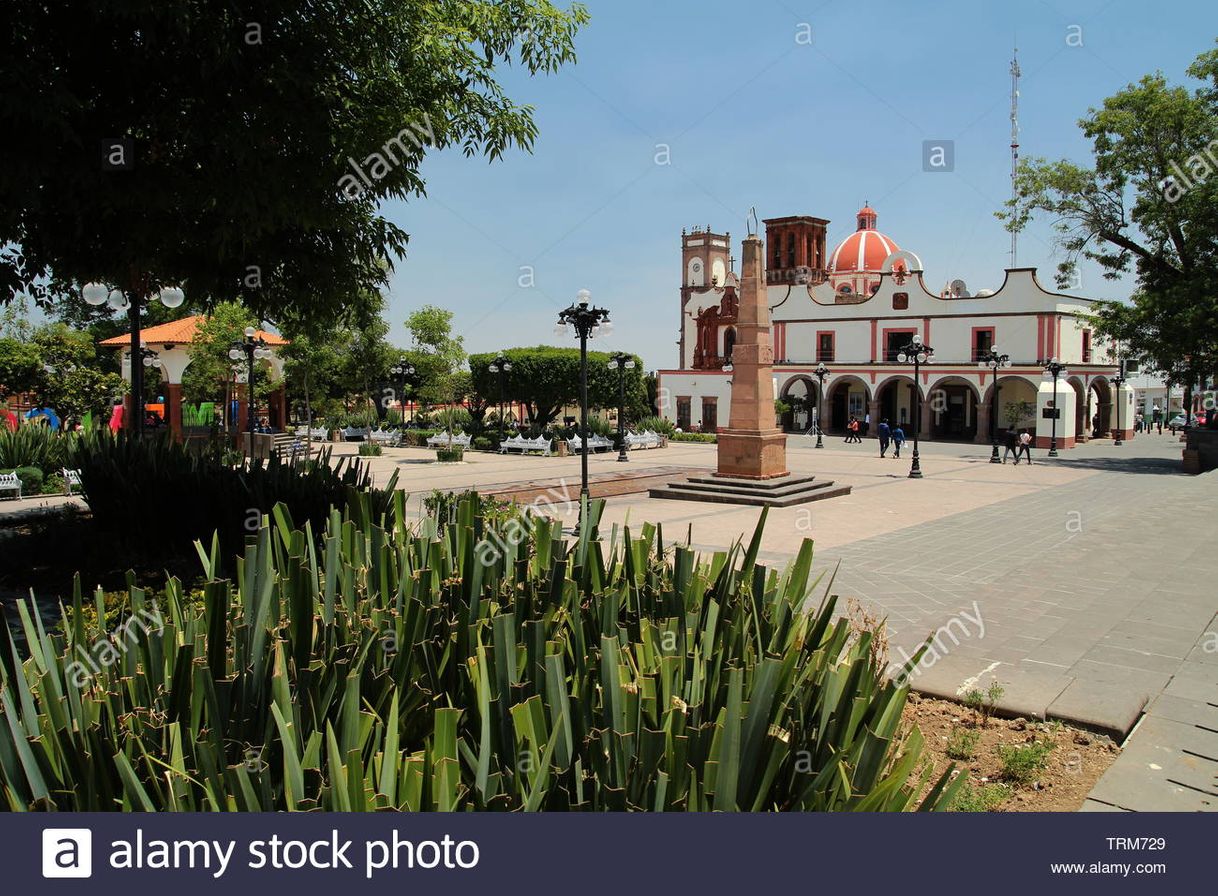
[683,473,822,492]
[648,480,851,508]
[675,476,828,498]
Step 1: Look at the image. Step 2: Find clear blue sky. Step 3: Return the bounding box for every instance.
[382,0,1215,370]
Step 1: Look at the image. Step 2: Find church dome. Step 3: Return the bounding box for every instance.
[828,205,902,275]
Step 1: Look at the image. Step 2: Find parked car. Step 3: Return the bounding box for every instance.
[1167,413,1206,428]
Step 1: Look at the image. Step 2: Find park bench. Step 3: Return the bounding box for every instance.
[342,426,370,442]
[567,434,614,454]
[62,468,82,495]
[625,430,663,450]
[426,432,472,449]
[271,431,320,464]
[296,425,329,441]
[498,434,553,456]
[0,471,21,500]
[369,428,402,447]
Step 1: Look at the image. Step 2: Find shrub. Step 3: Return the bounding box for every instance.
[0,426,73,476]
[951,781,1012,812]
[998,741,1054,785]
[0,497,962,811]
[472,436,494,452]
[358,443,383,457]
[42,473,66,495]
[634,415,675,435]
[70,431,397,565]
[963,681,1005,728]
[435,446,464,463]
[671,432,716,443]
[2,466,45,494]
[400,429,439,447]
[945,728,981,761]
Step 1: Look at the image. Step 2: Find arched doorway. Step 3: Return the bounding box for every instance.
[723,327,737,365]
[875,375,919,431]
[928,376,980,441]
[827,376,871,434]
[779,374,818,432]
[982,376,1039,445]
[1086,376,1113,438]
[1067,377,1087,442]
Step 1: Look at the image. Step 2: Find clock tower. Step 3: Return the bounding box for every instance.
[679,226,732,366]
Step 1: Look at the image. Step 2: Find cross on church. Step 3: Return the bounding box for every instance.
[729,254,736,272]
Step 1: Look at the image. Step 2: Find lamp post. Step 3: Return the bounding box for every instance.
[978,346,1011,464]
[82,281,184,436]
[229,326,270,437]
[390,358,415,425]
[896,335,933,479]
[1110,367,1127,445]
[487,354,512,445]
[812,362,830,448]
[1043,358,1068,457]
[556,289,611,502]
[609,352,636,462]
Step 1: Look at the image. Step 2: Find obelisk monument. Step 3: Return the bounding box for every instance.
[715,232,788,479]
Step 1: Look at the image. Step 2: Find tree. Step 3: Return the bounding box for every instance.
[999,43,1218,389]
[183,302,265,404]
[470,346,646,430]
[405,306,466,406]
[28,324,125,423]
[1,1,589,326]
[0,337,42,401]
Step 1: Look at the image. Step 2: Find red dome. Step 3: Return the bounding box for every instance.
[828,228,901,273]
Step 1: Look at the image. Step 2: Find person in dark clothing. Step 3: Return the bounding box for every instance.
[1002,428,1018,463]
[877,418,891,457]
[892,423,905,458]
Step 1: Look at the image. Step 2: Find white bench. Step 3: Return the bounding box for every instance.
[625,430,663,450]
[426,432,472,449]
[369,428,402,447]
[0,471,21,500]
[499,434,553,456]
[296,425,329,441]
[62,468,82,495]
[342,426,370,442]
[567,434,614,454]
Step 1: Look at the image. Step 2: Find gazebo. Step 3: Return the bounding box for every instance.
[101,315,289,437]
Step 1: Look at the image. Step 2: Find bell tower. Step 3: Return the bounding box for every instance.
[682,226,731,289]
[763,215,829,285]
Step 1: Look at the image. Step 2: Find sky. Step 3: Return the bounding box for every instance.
[382,0,1214,371]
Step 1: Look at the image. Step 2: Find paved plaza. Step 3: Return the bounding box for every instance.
[3,430,1212,810]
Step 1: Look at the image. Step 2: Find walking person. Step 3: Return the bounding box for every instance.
[1152,404,1163,434]
[1016,428,1033,465]
[1002,427,1018,464]
[862,411,871,438]
[845,416,859,443]
[892,422,905,458]
[877,418,891,457]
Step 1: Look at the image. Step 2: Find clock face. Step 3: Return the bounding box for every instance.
[691,262,701,272]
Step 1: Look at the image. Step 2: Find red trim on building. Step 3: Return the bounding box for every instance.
[870,320,878,363]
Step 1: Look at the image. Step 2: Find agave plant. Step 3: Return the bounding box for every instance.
[0,492,960,812]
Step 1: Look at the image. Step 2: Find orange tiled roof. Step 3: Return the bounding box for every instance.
[100,314,289,347]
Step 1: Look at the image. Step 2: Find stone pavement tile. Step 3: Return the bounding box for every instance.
[1079,799,1132,812]
[1079,644,1188,675]
[1161,671,1218,703]
[1024,634,1102,668]
[1184,643,1218,666]
[1064,659,1172,697]
[1109,618,1207,642]
[909,655,1071,721]
[1144,694,1218,729]
[1123,602,1217,631]
[1097,628,1196,659]
[1086,716,1218,811]
[1046,679,1148,740]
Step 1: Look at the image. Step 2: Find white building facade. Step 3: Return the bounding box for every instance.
[659,208,1135,449]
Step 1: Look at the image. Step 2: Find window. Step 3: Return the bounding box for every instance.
[892,292,909,310]
[885,330,914,362]
[1082,329,1092,363]
[818,332,835,362]
[723,327,736,363]
[676,396,691,430]
[972,328,994,361]
[701,397,718,432]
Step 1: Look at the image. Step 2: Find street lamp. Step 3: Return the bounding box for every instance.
[609,352,636,462]
[487,354,513,445]
[896,335,934,479]
[82,281,184,436]
[390,358,415,424]
[1043,358,1068,457]
[556,289,611,502]
[229,325,269,437]
[811,362,830,448]
[1110,367,1127,446]
[978,346,1011,464]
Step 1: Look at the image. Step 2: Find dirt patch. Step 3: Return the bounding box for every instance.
[903,693,1121,811]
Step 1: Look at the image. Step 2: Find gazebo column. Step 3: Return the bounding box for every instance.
[165,383,183,439]
[975,400,992,445]
[236,397,250,436]
[270,386,288,430]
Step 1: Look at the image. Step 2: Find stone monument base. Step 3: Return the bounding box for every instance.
[715,429,788,479]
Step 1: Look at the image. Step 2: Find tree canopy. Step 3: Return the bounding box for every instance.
[470,346,646,429]
[999,42,1218,386]
[1,0,589,328]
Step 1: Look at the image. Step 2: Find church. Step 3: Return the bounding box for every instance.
[658,206,1135,449]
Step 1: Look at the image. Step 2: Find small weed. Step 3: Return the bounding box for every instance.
[946,728,981,761]
[998,740,1055,785]
[951,781,1012,812]
[963,680,1005,728]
